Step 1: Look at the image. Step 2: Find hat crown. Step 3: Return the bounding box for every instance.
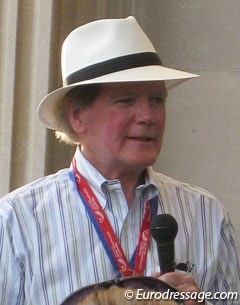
[61,16,156,82]
[38,16,198,132]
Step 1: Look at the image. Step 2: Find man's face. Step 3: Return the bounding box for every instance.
[79,81,167,177]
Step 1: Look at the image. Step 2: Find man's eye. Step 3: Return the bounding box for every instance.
[116,97,135,106]
[151,95,166,106]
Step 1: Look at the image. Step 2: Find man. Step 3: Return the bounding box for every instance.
[0,16,239,305]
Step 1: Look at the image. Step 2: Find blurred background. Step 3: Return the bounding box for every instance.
[0,0,239,247]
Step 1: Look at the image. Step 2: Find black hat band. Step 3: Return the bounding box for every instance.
[64,52,162,86]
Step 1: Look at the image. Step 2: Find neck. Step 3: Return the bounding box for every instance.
[79,148,146,207]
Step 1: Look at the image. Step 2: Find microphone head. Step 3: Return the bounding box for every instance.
[150,214,178,243]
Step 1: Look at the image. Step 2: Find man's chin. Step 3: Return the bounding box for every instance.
[127,158,157,172]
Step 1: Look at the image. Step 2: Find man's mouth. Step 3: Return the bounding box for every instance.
[128,136,155,142]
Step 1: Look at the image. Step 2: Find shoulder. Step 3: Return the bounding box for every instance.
[149,167,215,197]
[148,167,227,215]
[0,169,75,216]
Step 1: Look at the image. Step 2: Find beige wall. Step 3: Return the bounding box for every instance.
[144,1,240,247]
[0,0,239,246]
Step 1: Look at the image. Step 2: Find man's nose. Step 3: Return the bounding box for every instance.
[134,100,156,124]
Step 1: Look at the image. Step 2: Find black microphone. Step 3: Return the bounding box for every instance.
[150,214,178,274]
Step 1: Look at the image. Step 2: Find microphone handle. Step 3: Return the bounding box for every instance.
[157,242,175,274]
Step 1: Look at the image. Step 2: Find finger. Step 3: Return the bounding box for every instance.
[151,272,161,278]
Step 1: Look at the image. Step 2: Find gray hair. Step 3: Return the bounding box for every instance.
[55,84,101,145]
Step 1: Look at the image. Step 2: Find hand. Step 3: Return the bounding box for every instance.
[151,272,205,305]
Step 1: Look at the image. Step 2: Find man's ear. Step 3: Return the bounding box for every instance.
[66,99,86,135]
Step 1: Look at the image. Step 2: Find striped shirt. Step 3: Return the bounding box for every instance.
[0,148,239,305]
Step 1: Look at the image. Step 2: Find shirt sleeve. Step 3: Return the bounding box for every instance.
[0,211,25,305]
[206,211,240,305]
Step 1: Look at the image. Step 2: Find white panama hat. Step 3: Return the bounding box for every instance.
[38,16,198,131]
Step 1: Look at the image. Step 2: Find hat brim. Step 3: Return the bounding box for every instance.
[38,65,198,131]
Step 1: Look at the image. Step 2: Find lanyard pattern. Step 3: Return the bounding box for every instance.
[72,159,157,277]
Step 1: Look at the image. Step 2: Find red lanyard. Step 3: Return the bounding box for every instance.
[72,159,154,277]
